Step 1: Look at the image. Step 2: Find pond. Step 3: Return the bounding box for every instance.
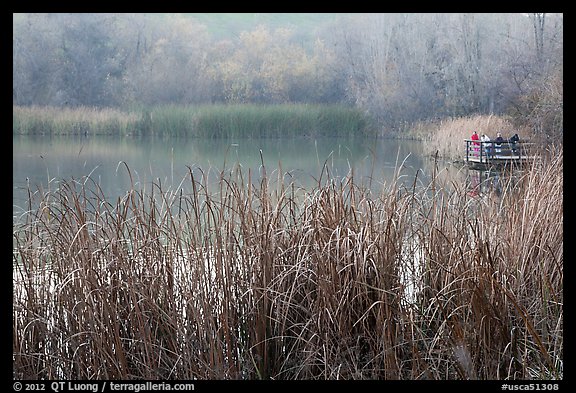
[13,134,474,219]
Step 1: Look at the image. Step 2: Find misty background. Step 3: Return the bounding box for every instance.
[13,13,563,136]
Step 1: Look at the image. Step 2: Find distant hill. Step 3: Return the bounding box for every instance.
[181,13,343,39]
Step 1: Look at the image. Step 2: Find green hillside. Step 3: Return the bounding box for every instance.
[182,13,342,38]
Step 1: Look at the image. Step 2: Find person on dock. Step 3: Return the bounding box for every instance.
[471,131,480,156]
[481,133,492,158]
[494,132,504,155]
[509,133,520,155]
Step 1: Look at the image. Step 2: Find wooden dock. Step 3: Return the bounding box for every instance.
[464,139,538,170]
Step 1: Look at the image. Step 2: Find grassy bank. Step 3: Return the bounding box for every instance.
[13,149,562,380]
[12,105,140,136]
[13,104,372,138]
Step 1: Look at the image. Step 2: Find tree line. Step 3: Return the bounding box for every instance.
[13,13,563,136]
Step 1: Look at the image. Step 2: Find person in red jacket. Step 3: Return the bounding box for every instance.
[471,131,480,156]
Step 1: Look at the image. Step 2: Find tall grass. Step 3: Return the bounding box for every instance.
[192,104,369,138]
[13,105,140,136]
[13,148,562,380]
[13,104,371,138]
[410,150,563,379]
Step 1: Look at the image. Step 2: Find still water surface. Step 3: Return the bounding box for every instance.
[13,134,466,217]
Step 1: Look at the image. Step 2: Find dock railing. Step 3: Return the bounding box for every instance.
[464,139,536,165]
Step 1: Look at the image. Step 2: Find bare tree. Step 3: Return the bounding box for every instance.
[530,13,546,65]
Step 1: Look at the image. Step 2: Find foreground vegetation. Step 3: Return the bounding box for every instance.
[13,104,372,138]
[13,148,562,380]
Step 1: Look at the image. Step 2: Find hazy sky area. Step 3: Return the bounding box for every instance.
[13,13,562,130]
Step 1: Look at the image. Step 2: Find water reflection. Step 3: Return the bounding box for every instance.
[465,169,505,198]
[15,133,530,221]
[13,134,432,217]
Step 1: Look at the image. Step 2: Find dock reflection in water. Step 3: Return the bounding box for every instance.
[465,168,509,198]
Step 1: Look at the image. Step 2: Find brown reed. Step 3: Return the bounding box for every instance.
[13,149,562,380]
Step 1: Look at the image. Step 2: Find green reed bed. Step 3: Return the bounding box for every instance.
[13,104,372,138]
[13,150,562,380]
[145,104,370,138]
